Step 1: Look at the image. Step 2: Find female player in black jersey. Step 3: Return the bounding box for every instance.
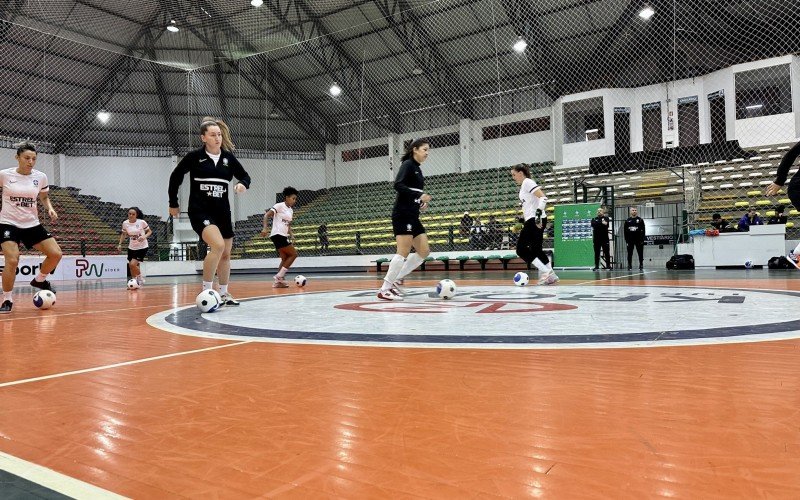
[377,138,432,300]
[168,117,251,305]
[765,140,800,268]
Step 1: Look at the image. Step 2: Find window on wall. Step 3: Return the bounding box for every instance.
[735,64,792,119]
[482,116,550,140]
[563,97,604,144]
[341,144,389,162]
[403,132,459,150]
[642,102,663,151]
[678,96,700,146]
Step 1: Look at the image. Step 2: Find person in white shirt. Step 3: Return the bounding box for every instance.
[511,163,558,285]
[260,186,298,288]
[117,207,152,286]
[0,142,63,313]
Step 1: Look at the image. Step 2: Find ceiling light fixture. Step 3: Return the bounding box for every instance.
[97,110,110,124]
[638,7,655,20]
[329,82,342,97]
[513,36,527,53]
[412,67,424,75]
[746,104,763,110]
[166,20,179,32]
[251,0,264,7]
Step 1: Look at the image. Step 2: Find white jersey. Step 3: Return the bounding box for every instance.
[268,202,293,237]
[519,177,543,222]
[122,219,150,250]
[0,168,48,228]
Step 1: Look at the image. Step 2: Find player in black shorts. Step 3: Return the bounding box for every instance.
[168,117,251,305]
[378,138,432,301]
[766,140,800,268]
[0,142,63,313]
[260,187,298,288]
[117,207,152,286]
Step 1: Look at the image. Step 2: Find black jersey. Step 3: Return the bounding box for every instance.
[168,147,251,215]
[392,158,424,216]
[623,216,646,243]
[774,140,800,186]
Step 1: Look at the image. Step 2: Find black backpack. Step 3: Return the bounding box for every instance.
[768,256,794,270]
[666,254,695,270]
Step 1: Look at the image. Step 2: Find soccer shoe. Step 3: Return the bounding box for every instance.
[272,281,290,288]
[0,300,12,314]
[220,293,240,306]
[136,276,145,285]
[544,273,560,285]
[787,254,800,270]
[395,278,404,285]
[30,279,55,293]
[391,282,406,296]
[377,289,403,301]
[537,272,552,285]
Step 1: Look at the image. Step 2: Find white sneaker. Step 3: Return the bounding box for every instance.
[787,254,800,270]
[537,272,552,285]
[220,293,240,306]
[391,282,406,296]
[544,273,560,285]
[377,289,403,301]
[136,276,144,285]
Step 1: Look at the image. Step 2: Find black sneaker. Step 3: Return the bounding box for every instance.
[30,279,55,293]
[0,300,12,314]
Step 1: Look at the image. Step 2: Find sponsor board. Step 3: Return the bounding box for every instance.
[0,255,127,284]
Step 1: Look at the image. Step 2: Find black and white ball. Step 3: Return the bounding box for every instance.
[196,289,223,313]
[295,275,307,287]
[435,279,457,299]
[33,290,56,310]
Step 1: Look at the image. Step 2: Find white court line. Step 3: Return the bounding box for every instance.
[0,450,128,499]
[574,270,658,286]
[0,341,251,388]
[0,303,176,322]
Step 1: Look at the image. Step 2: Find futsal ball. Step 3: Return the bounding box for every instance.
[295,275,307,287]
[196,289,223,313]
[514,272,529,286]
[435,279,457,299]
[32,290,56,310]
[127,278,140,290]
[744,260,753,269]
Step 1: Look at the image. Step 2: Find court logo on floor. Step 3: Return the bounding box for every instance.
[147,285,800,349]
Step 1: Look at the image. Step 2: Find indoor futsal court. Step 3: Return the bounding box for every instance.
[3,0,800,498]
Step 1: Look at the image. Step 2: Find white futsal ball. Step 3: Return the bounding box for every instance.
[436,279,457,299]
[744,259,753,269]
[295,275,307,287]
[33,290,56,310]
[513,272,529,286]
[127,278,140,290]
[196,289,223,313]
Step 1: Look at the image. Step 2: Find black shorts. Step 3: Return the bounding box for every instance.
[787,175,800,211]
[392,213,426,237]
[189,213,234,239]
[0,224,52,249]
[270,234,291,250]
[127,248,148,262]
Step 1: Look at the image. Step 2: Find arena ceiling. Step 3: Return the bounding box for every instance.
[0,0,797,152]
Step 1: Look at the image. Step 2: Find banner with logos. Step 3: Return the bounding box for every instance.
[0,255,127,284]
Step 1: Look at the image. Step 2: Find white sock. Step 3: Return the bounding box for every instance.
[3,291,12,303]
[792,242,800,255]
[276,267,288,278]
[219,284,228,295]
[532,258,549,273]
[381,255,406,291]
[397,253,425,281]
[35,272,46,282]
[202,281,213,290]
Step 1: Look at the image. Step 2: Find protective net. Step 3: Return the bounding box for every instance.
[1,0,799,267]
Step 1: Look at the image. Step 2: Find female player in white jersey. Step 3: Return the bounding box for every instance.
[260,187,298,288]
[117,207,152,286]
[0,142,63,313]
[511,163,558,285]
[168,117,251,306]
[377,138,433,300]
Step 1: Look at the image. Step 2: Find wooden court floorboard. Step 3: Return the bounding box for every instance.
[1,270,799,498]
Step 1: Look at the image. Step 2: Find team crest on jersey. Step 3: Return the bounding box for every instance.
[33,180,38,186]
[3,230,10,238]
[406,224,412,231]
[203,219,210,226]
[222,158,229,166]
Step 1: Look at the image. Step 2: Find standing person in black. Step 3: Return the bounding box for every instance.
[317,223,329,254]
[591,207,611,271]
[766,140,800,267]
[623,207,646,270]
[168,117,251,306]
[377,138,432,301]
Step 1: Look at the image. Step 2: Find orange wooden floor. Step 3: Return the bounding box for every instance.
[1,272,800,498]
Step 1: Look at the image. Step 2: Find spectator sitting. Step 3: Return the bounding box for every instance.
[486,215,502,249]
[459,211,473,237]
[738,208,763,232]
[470,218,485,249]
[768,205,788,225]
[710,213,729,231]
